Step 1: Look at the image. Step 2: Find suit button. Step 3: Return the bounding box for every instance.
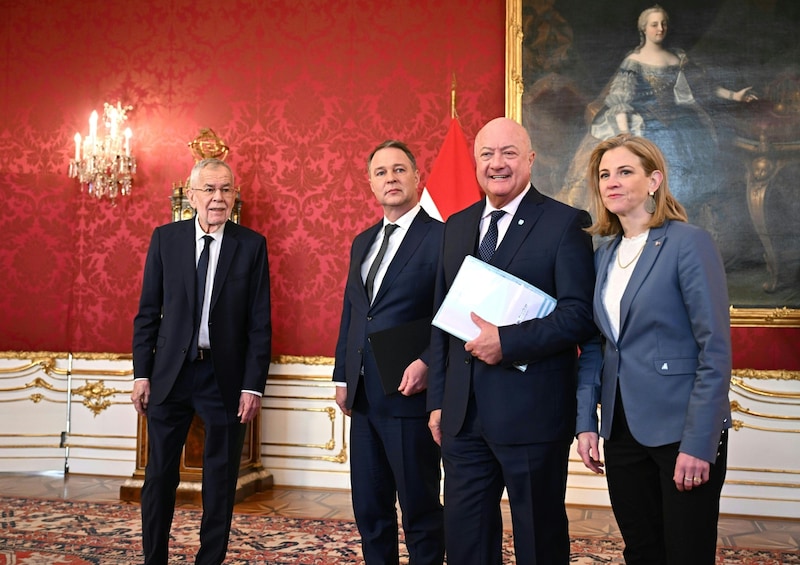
[464,356,471,364]
[357,348,363,354]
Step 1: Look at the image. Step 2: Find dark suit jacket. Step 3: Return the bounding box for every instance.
[428,186,596,444]
[333,208,443,417]
[132,219,272,412]
[576,220,731,462]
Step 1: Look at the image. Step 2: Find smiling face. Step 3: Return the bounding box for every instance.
[598,146,662,225]
[474,118,535,208]
[368,146,420,220]
[187,164,236,233]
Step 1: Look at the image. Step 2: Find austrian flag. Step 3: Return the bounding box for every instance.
[420,119,482,221]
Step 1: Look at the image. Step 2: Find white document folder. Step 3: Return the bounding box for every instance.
[432,255,556,343]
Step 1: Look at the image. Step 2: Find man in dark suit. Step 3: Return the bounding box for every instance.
[333,140,444,565]
[427,118,596,565]
[131,158,271,565]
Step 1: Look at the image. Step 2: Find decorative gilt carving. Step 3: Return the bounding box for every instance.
[732,370,800,383]
[262,406,348,464]
[731,377,800,402]
[731,418,799,433]
[729,306,800,328]
[731,400,800,420]
[274,355,334,366]
[73,380,125,416]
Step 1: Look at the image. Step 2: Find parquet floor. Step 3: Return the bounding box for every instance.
[1,471,798,552]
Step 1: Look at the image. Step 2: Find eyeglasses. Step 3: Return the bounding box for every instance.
[193,187,236,196]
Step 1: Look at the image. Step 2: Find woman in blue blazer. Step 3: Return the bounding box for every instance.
[576,134,731,565]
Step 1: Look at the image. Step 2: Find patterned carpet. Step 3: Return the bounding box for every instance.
[0,496,796,564]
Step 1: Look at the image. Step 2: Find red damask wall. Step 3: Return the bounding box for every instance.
[1,1,796,371]
[0,0,505,356]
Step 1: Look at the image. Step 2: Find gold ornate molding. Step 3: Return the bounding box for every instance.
[731,400,800,420]
[73,380,125,416]
[729,306,800,327]
[261,406,347,464]
[732,419,800,433]
[505,0,523,123]
[0,351,132,360]
[274,355,334,366]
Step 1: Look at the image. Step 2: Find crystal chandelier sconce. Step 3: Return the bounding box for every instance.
[69,102,137,202]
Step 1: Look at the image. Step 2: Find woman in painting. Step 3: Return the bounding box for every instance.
[559,4,755,214]
[575,133,731,564]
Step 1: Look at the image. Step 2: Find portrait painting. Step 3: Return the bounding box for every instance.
[506,0,800,321]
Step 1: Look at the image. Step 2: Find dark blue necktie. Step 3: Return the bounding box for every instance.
[479,210,505,262]
[189,235,213,360]
[365,224,398,303]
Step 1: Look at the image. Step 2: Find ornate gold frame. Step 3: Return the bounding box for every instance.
[504,0,799,328]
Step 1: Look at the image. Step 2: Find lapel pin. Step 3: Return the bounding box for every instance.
[655,241,661,246]
[518,219,524,226]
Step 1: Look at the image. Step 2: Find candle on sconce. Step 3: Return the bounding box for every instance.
[124,128,132,157]
[89,110,98,148]
[74,133,81,161]
[109,106,118,140]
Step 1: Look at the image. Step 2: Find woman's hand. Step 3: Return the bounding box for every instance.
[577,432,605,474]
[673,452,710,492]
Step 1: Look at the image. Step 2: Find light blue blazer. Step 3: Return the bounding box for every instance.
[576,220,732,463]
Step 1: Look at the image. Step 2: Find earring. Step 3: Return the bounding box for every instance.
[644,190,656,214]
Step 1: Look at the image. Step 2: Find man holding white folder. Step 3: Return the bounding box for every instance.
[427,117,596,565]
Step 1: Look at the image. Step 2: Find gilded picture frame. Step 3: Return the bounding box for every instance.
[505,0,800,328]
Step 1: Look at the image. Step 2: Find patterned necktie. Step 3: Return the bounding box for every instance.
[189,235,214,360]
[479,210,505,262]
[365,224,398,303]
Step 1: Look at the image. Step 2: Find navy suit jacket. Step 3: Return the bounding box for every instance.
[576,220,731,463]
[333,208,443,417]
[132,219,272,412]
[428,186,596,444]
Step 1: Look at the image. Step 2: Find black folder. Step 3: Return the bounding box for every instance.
[368,317,432,395]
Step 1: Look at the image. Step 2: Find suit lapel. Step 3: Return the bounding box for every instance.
[451,202,484,269]
[593,237,619,345]
[354,221,383,304]
[181,220,198,311]
[373,208,433,304]
[210,221,239,312]
[489,187,545,272]
[618,223,669,339]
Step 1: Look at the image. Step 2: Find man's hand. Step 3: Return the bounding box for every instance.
[237,392,261,423]
[131,380,151,415]
[428,409,442,446]
[577,432,605,475]
[398,359,428,396]
[464,312,502,365]
[335,386,351,417]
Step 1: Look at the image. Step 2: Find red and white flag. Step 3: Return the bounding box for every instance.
[420,118,482,222]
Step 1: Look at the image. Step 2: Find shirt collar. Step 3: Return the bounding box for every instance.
[194,217,226,242]
[384,203,421,232]
[481,184,531,220]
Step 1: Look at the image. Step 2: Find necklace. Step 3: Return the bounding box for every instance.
[616,240,646,269]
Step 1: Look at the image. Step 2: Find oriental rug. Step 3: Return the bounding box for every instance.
[0,497,796,564]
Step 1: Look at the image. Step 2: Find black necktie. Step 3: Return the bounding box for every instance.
[190,235,214,360]
[365,224,398,303]
[479,210,505,262]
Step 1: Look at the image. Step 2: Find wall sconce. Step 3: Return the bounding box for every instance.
[69,102,137,203]
[171,128,242,224]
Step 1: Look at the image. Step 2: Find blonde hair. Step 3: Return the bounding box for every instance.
[586,134,687,237]
[636,4,669,50]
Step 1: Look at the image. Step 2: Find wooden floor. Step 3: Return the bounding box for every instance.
[1,471,798,552]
